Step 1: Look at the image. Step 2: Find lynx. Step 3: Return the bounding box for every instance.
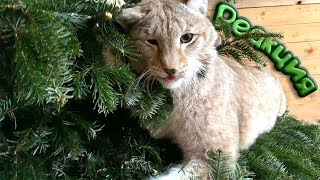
[118,0,286,179]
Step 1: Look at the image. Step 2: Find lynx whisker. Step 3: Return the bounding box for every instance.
[143,73,154,95]
[132,68,151,90]
[150,77,156,89]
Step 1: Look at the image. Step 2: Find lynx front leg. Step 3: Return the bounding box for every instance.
[146,120,172,139]
[150,159,209,180]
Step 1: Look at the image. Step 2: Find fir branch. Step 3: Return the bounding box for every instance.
[100,22,142,60]
[53,11,91,29]
[72,66,91,100]
[0,98,17,123]
[207,149,233,180]
[15,128,53,155]
[0,138,48,179]
[215,17,282,67]
[241,116,320,179]
[51,119,87,160]
[9,9,81,107]
[124,80,171,131]
[74,0,123,17]
[224,0,238,3]
[91,64,135,114]
[229,160,255,180]
[118,136,163,178]
[243,149,289,179]
[0,4,19,10]
[81,152,106,178]
[214,17,233,40]
[136,89,169,126]
[122,83,143,107]
[234,31,283,40]
[63,112,105,140]
[91,66,119,114]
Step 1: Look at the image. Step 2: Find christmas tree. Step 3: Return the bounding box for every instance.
[0,0,319,179]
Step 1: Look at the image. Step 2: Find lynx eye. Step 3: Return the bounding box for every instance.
[180,33,194,43]
[147,39,158,46]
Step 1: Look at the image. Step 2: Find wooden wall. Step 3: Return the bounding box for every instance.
[207,0,320,124]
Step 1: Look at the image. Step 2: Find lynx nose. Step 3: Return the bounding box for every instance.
[164,68,177,76]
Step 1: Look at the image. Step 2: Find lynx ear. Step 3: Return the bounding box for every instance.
[182,0,208,15]
[117,6,146,28]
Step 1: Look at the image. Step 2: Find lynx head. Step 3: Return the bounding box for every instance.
[119,0,219,89]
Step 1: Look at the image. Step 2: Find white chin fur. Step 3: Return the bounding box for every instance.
[160,78,184,89]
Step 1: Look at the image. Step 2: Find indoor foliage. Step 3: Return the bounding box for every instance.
[0,0,319,179]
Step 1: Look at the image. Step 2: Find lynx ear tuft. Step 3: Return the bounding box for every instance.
[182,0,208,15]
[117,6,146,28]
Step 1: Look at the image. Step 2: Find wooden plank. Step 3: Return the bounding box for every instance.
[230,62,319,93]
[277,74,319,93]
[264,23,320,43]
[278,77,297,93]
[285,90,320,106]
[233,66,318,93]
[207,6,320,43]
[236,0,320,9]
[214,39,320,63]
[275,76,320,123]
[288,102,320,123]
[286,41,320,60]
[242,58,320,76]
[208,4,320,26]
[267,58,320,76]
[208,0,320,10]
[237,4,320,26]
[206,0,320,122]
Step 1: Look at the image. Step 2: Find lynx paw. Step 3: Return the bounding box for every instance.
[149,165,184,180]
[150,160,208,180]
